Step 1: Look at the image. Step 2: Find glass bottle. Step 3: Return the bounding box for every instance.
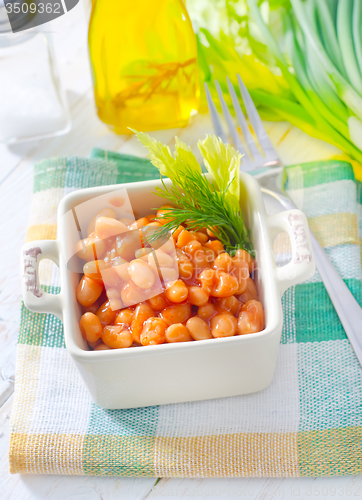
[88,0,199,134]
[0,1,70,144]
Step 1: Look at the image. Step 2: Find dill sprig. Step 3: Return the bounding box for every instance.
[150,165,253,256]
[131,129,253,256]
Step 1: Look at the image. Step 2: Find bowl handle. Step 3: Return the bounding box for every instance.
[20,240,63,320]
[267,209,315,295]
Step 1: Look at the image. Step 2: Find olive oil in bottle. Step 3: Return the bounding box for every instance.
[88,0,199,134]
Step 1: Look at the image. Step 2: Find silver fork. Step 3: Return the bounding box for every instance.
[205,75,362,366]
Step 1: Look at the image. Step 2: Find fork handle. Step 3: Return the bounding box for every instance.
[266,190,362,365]
[308,231,362,364]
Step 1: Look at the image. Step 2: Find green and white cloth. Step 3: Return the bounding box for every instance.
[9,152,362,476]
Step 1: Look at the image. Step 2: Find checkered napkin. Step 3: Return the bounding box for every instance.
[9,152,362,476]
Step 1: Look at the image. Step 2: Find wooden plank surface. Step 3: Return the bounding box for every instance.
[0,0,360,498]
[148,476,362,499]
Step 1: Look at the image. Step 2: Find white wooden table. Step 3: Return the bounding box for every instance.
[1,2,362,498]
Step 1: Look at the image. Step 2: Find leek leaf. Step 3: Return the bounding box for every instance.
[187,0,362,163]
[352,0,362,76]
[314,0,346,76]
[336,0,362,95]
[290,0,362,118]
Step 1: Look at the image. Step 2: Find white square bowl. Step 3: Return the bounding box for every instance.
[21,172,314,409]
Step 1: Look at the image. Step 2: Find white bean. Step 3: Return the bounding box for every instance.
[112,259,130,282]
[135,247,152,259]
[128,259,155,289]
[160,267,179,283]
[148,250,174,269]
[95,217,128,239]
[159,237,176,255]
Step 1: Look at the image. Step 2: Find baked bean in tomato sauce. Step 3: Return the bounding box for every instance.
[76,206,265,349]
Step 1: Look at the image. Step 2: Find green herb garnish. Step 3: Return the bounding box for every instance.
[132,130,253,256]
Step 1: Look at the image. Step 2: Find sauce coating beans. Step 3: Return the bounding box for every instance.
[87,208,117,236]
[96,300,118,325]
[188,286,209,306]
[83,259,109,282]
[131,303,154,343]
[103,325,133,348]
[148,293,168,310]
[238,278,258,303]
[197,303,217,321]
[76,234,105,262]
[165,323,192,343]
[114,308,134,326]
[94,342,112,351]
[141,317,167,346]
[165,280,188,303]
[77,209,265,350]
[237,300,265,335]
[210,314,237,338]
[76,276,103,307]
[95,217,128,239]
[161,303,191,326]
[186,317,212,341]
[80,312,102,343]
[234,249,256,274]
[212,272,239,298]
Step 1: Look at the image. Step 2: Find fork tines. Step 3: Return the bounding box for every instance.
[205,74,280,171]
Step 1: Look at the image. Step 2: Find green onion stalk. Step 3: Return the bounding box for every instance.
[187,0,362,171]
